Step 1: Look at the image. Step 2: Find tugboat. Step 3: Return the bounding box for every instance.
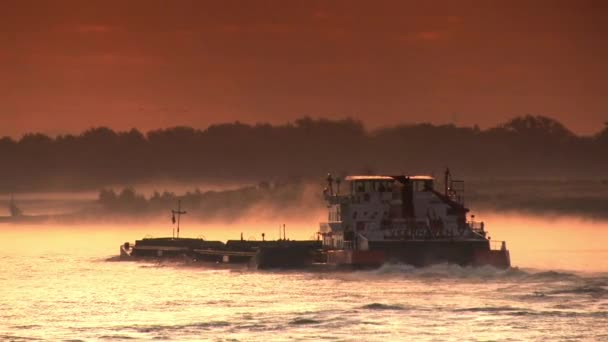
[119,169,511,269]
[319,169,510,268]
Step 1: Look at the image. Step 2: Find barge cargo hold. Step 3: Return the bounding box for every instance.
[120,238,323,269]
[119,169,511,269]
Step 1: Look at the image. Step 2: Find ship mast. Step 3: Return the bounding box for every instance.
[9,194,23,217]
[171,200,187,239]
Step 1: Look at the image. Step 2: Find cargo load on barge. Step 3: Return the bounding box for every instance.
[119,169,510,269]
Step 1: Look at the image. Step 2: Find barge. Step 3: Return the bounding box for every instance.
[120,169,510,269]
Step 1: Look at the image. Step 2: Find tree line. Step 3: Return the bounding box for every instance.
[95,181,317,221]
[1,115,607,192]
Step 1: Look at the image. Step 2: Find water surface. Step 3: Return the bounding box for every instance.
[1,215,607,341]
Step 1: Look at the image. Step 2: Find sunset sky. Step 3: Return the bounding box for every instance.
[1,0,607,137]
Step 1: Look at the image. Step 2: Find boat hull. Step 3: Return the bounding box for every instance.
[119,238,510,269]
[324,239,510,269]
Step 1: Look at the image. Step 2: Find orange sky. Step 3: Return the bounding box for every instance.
[1,0,607,137]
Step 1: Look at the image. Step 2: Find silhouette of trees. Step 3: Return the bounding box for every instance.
[0,115,606,192]
[498,115,574,138]
[98,187,147,212]
[97,181,317,220]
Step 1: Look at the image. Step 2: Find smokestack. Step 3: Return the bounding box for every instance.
[336,177,341,195]
[327,173,334,196]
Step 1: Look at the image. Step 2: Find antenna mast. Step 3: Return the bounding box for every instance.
[171,200,187,239]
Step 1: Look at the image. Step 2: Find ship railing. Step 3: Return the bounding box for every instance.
[468,221,485,235]
[490,240,507,251]
[326,194,352,205]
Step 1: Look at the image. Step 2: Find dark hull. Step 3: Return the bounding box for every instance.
[122,237,324,268]
[322,239,510,269]
[369,239,510,268]
[121,238,510,269]
[254,246,317,269]
[128,238,226,259]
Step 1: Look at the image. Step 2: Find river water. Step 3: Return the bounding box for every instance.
[1,214,607,341]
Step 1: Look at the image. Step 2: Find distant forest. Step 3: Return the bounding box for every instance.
[1,115,607,192]
[94,181,318,221]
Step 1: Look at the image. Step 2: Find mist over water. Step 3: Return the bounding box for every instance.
[2,211,606,271]
[1,212,607,341]
[475,212,608,272]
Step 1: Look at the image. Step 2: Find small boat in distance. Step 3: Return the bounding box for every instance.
[119,169,511,269]
[9,195,23,218]
[0,195,50,224]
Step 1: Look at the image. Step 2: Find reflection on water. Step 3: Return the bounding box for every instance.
[1,213,607,341]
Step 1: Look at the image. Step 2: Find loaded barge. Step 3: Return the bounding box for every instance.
[120,169,510,269]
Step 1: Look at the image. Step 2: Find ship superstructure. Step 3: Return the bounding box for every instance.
[319,169,510,268]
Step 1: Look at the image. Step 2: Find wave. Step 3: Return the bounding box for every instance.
[454,306,528,314]
[103,256,123,262]
[360,263,599,283]
[289,318,322,325]
[12,325,42,330]
[549,285,608,297]
[361,303,407,311]
[98,335,136,340]
[524,270,581,281]
[454,306,608,318]
[364,263,523,280]
[0,335,43,342]
[118,321,232,334]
